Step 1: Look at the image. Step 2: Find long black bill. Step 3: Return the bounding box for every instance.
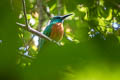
[61,14,72,20]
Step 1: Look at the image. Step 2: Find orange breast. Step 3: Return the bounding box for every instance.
[50,23,64,41]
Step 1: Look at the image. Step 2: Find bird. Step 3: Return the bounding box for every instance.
[39,14,72,49]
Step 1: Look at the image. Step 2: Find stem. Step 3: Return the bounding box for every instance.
[22,0,29,29]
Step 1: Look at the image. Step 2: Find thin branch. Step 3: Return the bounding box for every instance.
[17,22,52,41]
[22,0,29,29]
[16,22,26,28]
[25,35,35,47]
[24,35,35,52]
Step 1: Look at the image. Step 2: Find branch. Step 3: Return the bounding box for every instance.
[25,35,35,47]
[22,0,29,29]
[17,22,53,41]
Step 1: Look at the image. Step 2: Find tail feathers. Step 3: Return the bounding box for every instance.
[38,38,45,50]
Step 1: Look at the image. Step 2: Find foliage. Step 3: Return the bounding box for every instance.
[1,0,120,80]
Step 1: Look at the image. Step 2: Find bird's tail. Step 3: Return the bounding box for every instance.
[38,38,45,51]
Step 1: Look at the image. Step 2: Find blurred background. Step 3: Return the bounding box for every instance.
[0,0,120,80]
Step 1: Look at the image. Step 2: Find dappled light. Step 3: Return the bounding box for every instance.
[1,0,120,80]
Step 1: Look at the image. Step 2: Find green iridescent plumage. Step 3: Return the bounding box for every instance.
[39,14,72,49]
[39,24,52,49]
[39,19,62,49]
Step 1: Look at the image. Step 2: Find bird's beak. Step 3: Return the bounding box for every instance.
[61,14,72,20]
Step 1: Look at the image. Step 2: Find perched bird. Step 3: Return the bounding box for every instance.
[39,14,72,49]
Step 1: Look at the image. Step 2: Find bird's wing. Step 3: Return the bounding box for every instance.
[43,24,52,36]
[39,24,52,49]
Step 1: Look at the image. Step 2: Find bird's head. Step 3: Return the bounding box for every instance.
[50,14,72,24]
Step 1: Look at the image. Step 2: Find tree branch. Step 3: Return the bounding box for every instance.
[17,22,53,41]
[22,0,29,29]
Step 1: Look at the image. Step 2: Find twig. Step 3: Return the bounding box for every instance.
[22,0,29,29]
[24,35,35,52]
[16,22,26,27]
[25,35,35,47]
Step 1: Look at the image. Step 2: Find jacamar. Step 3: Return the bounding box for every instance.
[39,14,72,48]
